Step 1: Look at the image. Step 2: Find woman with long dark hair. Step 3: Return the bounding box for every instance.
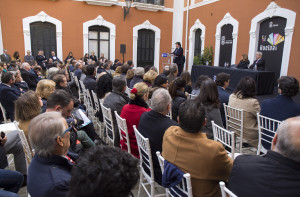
[191,75,209,96]
[169,78,186,122]
[197,78,223,139]
[120,82,151,158]
[228,76,260,147]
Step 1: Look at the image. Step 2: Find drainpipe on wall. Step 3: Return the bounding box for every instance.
[184,0,190,71]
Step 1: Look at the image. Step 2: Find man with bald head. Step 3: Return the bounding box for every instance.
[228,117,300,197]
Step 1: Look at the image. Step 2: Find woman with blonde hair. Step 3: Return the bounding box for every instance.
[15,90,43,147]
[35,79,56,112]
[112,66,122,77]
[143,70,158,87]
[120,82,151,158]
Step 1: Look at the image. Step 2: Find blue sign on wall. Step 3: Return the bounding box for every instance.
[161,53,168,57]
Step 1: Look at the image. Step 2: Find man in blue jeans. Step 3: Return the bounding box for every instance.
[0,169,23,197]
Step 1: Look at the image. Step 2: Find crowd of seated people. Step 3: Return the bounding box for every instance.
[1,49,300,197]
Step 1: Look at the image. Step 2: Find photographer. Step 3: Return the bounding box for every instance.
[46,90,95,153]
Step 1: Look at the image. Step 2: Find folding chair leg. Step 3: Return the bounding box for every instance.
[137,170,143,197]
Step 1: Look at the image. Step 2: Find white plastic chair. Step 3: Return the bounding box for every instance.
[224,104,244,153]
[100,103,115,146]
[0,102,8,123]
[91,91,105,138]
[134,125,165,197]
[156,151,193,197]
[219,181,237,197]
[166,108,172,120]
[212,121,240,160]
[114,111,131,154]
[14,121,33,166]
[257,113,282,155]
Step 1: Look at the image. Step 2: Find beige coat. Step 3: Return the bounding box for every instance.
[228,94,261,147]
[162,126,233,197]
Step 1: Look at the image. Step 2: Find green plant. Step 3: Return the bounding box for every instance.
[193,46,214,65]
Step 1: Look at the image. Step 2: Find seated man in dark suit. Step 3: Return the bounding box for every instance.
[83,65,97,92]
[228,117,300,197]
[249,51,265,70]
[0,49,11,64]
[0,72,21,121]
[138,88,178,185]
[260,76,300,149]
[20,62,37,90]
[215,72,230,127]
[27,112,73,197]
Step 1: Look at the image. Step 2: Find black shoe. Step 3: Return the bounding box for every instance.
[242,142,252,148]
[21,175,27,187]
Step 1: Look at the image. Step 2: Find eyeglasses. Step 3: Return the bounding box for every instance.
[61,126,72,137]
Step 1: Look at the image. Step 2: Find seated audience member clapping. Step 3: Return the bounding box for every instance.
[35,79,56,112]
[180,71,192,94]
[120,82,151,158]
[191,75,209,96]
[129,67,145,89]
[197,78,224,139]
[139,88,178,185]
[66,145,139,197]
[15,90,43,150]
[228,117,300,197]
[162,99,233,197]
[169,78,187,122]
[237,54,250,69]
[0,72,21,121]
[143,70,158,87]
[103,76,130,147]
[228,77,260,147]
[27,112,73,197]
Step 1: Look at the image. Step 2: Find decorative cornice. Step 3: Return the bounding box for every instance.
[133,2,164,12]
[265,2,280,18]
[74,0,118,6]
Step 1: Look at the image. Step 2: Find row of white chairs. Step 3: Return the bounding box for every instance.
[134,124,237,197]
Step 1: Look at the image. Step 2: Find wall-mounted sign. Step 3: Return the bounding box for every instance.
[258,16,286,80]
[219,24,233,67]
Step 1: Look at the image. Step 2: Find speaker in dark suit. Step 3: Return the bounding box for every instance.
[249,52,265,71]
[172,42,185,76]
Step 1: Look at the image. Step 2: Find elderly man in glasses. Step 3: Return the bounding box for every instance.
[27,112,73,197]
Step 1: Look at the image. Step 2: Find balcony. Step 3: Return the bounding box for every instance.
[73,0,118,7]
[133,0,165,12]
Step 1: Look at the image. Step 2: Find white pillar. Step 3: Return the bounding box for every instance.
[171,0,184,52]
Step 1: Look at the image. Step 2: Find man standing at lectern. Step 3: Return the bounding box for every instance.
[172,42,185,76]
[249,52,265,71]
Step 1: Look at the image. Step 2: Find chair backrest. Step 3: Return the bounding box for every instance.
[219,181,237,197]
[14,121,33,166]
[212,121,235,160]
[0,102,7,123]
[100,103,115,145]
[114,111,131,154]
[156,151,193,197]
[223,103,243,153]
[134,125,154,184]
[91,91,100,112]
[126,87,132,95]
[166,107,172,120]
[257,113,282,155]
[70,72,75,81]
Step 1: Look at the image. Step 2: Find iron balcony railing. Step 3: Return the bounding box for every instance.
[133,0,164,6]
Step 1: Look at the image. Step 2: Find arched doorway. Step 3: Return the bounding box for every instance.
[88,25,110,60]
[137,29,155,67]
[194,28,202,57]
[30,22,56,59]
